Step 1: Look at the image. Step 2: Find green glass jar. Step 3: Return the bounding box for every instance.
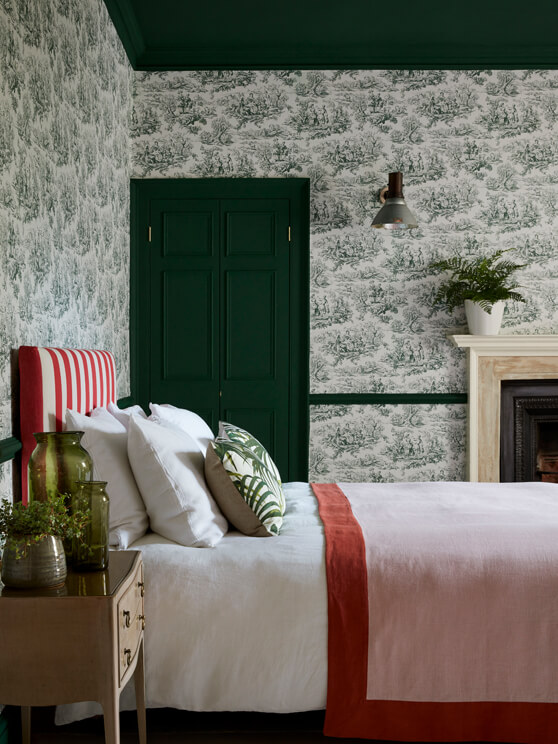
[28,431,93,504]
[72,480,110,571]
[28,431,93,561]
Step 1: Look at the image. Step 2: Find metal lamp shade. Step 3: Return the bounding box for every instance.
[371,197,418,230]
[371,171,418,230]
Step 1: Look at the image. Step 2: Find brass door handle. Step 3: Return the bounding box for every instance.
[124,648,132,666]
[139,614,146,630]
[137,581,144,597]
[123,609,131,628]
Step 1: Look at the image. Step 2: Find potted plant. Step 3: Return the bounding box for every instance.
[428,248,526,335]
[0,494,90,589]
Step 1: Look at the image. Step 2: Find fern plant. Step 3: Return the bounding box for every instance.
[429,248,526,314]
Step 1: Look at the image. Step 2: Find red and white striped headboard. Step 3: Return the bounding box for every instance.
[19,346,117,503]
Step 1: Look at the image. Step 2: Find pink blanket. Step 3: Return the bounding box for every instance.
[313,481,558,742]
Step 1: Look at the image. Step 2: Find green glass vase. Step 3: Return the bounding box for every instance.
[28,431,93,504]
[28,431,93,561]
[72,480,109,571]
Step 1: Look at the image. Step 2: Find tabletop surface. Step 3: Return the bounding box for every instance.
[0,549,139,599]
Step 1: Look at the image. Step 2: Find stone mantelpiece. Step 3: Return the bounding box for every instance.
[450,335,558,482]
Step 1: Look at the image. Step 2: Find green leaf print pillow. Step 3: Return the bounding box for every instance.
[217,421,283,486]
[205,437,285,537]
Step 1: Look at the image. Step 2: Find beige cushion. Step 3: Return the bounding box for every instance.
[204,444,272,537]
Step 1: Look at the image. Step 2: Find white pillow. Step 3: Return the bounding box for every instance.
[66,408,149,549]
[104,401,147,429]
[127,416,227,547]
[149,403,214,455]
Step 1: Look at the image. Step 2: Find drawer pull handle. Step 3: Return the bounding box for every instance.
[139,614,146,630]
[124,648,132,666]
[123,610,131,628]
[137,581,144,597]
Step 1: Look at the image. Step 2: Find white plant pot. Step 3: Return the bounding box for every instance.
[464,299,505,335]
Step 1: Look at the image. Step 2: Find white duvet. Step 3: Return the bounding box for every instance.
[57,482,328,724]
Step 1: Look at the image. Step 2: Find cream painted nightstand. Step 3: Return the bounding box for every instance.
[0,550,146,744]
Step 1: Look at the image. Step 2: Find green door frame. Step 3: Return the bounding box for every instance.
[130,178,310,481]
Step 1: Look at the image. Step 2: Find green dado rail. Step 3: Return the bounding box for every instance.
[1,393,467,468]
[0,437,22,465]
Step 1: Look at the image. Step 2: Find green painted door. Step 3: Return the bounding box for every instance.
[131,179,309,481]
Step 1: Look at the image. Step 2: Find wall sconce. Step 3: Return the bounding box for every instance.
[371,171,418,230]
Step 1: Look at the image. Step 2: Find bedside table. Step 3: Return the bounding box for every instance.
[0,550,146,744]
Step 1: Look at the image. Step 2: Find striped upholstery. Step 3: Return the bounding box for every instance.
[19,346,117,503]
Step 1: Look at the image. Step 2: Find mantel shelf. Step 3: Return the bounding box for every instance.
[449,335,558,354]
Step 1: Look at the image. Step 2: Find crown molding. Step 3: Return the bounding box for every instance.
[133,43,558,71]
[100,0,558,72]
[103,0,146,69]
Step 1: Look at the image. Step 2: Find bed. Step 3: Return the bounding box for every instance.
[17,346,328,717]
[17,345,558,743]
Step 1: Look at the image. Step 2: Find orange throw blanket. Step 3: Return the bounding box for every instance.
[312,481,558,743]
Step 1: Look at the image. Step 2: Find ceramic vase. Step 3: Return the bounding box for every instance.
[464,300,505,335]
[1,535,67,589]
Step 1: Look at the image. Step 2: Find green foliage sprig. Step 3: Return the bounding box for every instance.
[428,248,526,313]
[0,493,90,550]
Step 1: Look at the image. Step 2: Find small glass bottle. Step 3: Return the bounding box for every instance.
[72,481,110,571]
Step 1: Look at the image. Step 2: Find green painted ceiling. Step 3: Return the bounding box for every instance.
[103,0,558,70]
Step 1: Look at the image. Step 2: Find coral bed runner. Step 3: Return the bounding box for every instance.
[311,481,558,743]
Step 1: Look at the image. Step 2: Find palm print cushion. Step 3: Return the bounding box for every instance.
[209,435,285,536]
[217,421,283,485]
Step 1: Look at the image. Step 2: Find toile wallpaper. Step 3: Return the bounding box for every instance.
[132,69,558,481]
[0,0,133,500]
[3,14,558,491]
[310,403,466,483]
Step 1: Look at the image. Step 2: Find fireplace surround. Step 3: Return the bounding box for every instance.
[451,335,558,482]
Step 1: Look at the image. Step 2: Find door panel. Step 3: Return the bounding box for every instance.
[160,199,217,256]
[225,211,277,256]
[220,198,290,474]
[163,270,214,379]
[150,198,220,428]
[131,179,309,481]
[163,210,215,257]
[222,406,276,457]
[225,270,276,380]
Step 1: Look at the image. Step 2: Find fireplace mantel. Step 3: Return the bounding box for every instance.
[450,335,558,482]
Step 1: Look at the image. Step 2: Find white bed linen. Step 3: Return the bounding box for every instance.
[56,482,327,724]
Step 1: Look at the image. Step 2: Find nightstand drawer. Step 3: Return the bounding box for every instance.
[118,561,144,612]
[117,562,144,682]
[119,600,143,681]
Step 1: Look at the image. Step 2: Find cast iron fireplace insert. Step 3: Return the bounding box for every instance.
[500,379,558,483]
